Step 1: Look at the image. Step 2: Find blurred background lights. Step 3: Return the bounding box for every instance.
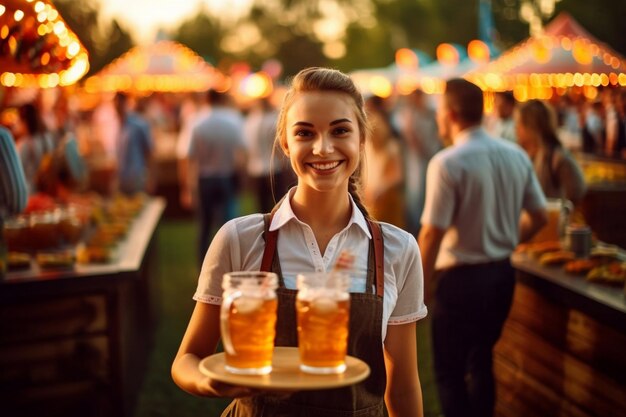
[369,75,392,98]
[468,40,490,64]
[436,43,460,67]
[241,72,272,98]
[395,48,419,70]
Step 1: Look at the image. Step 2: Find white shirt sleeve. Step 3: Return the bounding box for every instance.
[387,229,428,325]
[193,214,266,304]
[194,220,240,304]
[421,155,456,229]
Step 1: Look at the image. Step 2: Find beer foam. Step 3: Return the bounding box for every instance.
[311,298,338,314]
[233,297,263,314]
[298,288,349,302]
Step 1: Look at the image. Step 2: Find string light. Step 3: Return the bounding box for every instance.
[0,0,90,88]
[84,40,217,93]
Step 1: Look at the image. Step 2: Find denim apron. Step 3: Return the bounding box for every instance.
[221,214,386,417]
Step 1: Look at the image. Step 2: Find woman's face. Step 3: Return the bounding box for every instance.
[282,91,363,194]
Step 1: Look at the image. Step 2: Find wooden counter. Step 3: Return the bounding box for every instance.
[495,253,626,417]
[0,198,165,417]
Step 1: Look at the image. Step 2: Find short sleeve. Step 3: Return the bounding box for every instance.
[421,155,455,229]
[193,220,241,304]
[388,232,428,324]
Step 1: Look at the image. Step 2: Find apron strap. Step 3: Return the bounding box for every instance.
[367,219,385,298]
[261,213,277,273]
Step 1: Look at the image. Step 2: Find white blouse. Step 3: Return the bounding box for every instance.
[194,189,428,341]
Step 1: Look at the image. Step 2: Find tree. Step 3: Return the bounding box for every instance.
[171,11,224,66]
[53,0,135,75]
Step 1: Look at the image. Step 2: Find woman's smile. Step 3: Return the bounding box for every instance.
[307,160,344,172]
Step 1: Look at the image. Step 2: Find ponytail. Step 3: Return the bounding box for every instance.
[348,171,371,220]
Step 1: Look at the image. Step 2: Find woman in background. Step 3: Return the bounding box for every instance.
[362,96,405,228]
[515,99,587,204]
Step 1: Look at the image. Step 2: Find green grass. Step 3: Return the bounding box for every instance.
[133,206,441,416]
[132,220,231,417]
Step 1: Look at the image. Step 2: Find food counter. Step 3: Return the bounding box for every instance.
[0,198,165,417]
[495,252,626,417]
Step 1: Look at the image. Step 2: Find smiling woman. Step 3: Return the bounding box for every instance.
[171,67,427,417]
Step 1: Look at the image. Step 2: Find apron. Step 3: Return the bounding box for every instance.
[221,213,386,417]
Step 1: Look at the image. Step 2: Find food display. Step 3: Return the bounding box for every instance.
[518,239,626,287]
[580,157,626,186]
[538,250,575,266]
[36,250,76,269]
[517,240,563,258]
[7,252,32,270]
[563,259,600,275]
[586,262,626,286]
[2,193,148,269]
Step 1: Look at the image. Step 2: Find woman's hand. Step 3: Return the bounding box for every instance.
[203,376,295,399]
[202,377,256,398]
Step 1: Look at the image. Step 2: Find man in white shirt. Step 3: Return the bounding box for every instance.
[417,79,548,417]
[243,97,294,213]
[187,90,247,266]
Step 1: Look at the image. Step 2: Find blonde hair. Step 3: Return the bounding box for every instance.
[274,67,371,218]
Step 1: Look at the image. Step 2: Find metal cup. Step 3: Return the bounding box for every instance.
[565,225,592,259]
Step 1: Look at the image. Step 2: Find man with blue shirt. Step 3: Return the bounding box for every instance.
[418,79,548,417]
[114,92,154,195]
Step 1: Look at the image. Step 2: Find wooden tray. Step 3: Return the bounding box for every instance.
[199,347,370,390]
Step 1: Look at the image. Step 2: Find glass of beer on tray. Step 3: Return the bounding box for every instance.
[220,271,278,375]
[296,272,350,374]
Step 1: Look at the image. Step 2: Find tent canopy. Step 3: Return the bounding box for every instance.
[84,40,218,93]
[467,12,626,92]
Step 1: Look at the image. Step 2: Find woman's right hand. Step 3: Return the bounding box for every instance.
[198,376,256,398]
[200,376,295,399]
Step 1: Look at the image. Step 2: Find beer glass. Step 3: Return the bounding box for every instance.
[296,272,350,374]
[220,271,278,375]
[528,198,573,243]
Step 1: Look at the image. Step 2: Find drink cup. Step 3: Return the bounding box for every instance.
[296,272,350,374]
[565,225,592,258]
[529,198,573,243]
[220,271,278,375]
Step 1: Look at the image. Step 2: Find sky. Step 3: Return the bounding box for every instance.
[98,0,253,44]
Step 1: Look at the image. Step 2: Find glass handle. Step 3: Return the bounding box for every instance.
[220,290,241,356]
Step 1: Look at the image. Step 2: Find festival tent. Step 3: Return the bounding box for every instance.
[83,40,220,94]
[0,0,89,89]
[466,12,626,94]
[393,41,492,95]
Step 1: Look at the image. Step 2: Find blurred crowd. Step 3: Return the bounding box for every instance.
[2,84,626,264]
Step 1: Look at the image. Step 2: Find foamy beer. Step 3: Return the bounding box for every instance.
[296,272,350,374]
[220,272,278,375]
